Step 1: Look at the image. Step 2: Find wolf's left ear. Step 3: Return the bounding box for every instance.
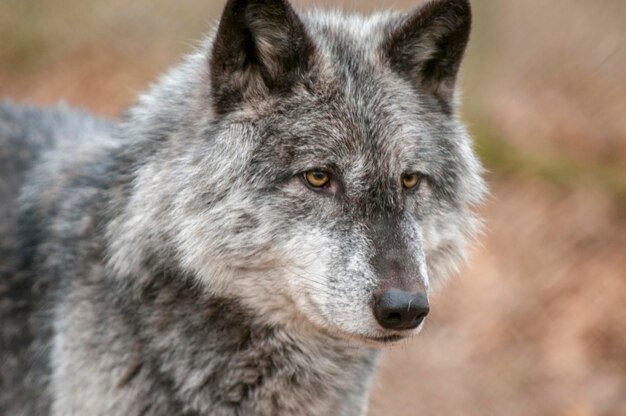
[209,0,315,114]
[383,0,472,112]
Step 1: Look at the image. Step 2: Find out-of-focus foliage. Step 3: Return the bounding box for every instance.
[1,1,624,414]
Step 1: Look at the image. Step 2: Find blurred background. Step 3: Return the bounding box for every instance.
[1,0,624,414]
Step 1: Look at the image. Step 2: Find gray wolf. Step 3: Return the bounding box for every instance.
[0,0,486,414]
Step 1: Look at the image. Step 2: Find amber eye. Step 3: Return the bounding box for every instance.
[402,173,423,190]
[304,170,331,188]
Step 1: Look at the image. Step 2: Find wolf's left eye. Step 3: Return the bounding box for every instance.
[402,173,424,190]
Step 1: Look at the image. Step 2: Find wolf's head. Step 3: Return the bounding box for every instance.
[110,0,486,345]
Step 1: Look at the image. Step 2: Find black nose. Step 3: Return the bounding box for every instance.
[373,289,429,330]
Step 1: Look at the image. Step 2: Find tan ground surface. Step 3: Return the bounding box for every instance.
[1,1,624,415]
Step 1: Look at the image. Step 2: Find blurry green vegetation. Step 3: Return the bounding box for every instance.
[0,2,48,72]
[474,126,626,205]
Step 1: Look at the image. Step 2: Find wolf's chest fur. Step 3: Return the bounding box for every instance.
[0,0,485,414]
[52,271,378,415]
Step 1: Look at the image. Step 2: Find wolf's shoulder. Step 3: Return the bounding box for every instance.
[0,100,111,258]
[0,100,113,152]
[0,101,114,216]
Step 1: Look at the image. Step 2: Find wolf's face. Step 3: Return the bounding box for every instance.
[112,0,485,345]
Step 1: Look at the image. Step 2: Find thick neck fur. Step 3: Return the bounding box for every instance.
[58,265,380,415]
[136,273,379,415]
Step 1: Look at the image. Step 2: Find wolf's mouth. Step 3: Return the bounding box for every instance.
[317,324,410,346]
[369,334,406,344]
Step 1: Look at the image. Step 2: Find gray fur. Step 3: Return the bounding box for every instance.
[0,0,486,415]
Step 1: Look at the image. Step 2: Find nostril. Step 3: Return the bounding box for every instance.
[384,312,402,324]
[414,311,428,327]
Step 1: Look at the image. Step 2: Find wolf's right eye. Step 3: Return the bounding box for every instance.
[304,170,331,188]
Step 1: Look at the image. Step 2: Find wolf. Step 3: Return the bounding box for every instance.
[0,0,486,414]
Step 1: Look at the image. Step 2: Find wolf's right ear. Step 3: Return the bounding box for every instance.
[209,0,315,115]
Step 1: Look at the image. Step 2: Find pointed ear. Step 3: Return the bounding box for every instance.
[383,0,472,112]
[209,0,315,114]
